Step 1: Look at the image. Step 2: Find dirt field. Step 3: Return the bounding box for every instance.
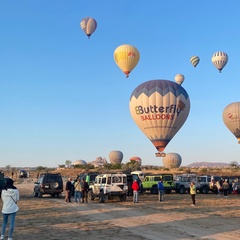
[1,178,240,240]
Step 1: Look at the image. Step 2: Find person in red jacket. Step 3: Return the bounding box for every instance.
[132,179,139,203]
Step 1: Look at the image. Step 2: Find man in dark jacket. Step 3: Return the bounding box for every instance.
[65,178,73,203]
[81,179,89,203]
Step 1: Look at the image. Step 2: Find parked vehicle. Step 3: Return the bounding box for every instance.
[174,174,200,194]
[33,173,63,198]
[19,169,28,178]
[89,173,128,203]
[198,175,222,194]
[141,174,174,194]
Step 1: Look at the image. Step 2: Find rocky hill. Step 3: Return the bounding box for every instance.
[186,162,229,168]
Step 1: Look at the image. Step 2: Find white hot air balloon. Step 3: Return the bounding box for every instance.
[211,51,228,73]
[162,153,182,168]
[129,80,190,156]
[109,150,123,164]
[174,74,185,85]
[223,102,240,143]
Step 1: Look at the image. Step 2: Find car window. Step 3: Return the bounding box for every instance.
[102,177,106,184]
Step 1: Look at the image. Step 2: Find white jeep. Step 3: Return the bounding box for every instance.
[89,173,128,203]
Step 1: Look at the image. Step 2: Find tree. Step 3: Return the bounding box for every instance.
[5,165,11,171]
[65,160,72,168]
[229,161,238,169]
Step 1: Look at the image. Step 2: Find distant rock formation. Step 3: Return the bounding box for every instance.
[186,162,229,168]
[89,157,108,167]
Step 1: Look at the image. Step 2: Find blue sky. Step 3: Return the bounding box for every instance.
[1,1,240,167]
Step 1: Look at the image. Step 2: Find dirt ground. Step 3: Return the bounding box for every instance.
[1,178,240,240]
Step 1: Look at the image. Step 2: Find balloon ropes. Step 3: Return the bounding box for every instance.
[223,102,240,143]
[129,80,190,157]
[211,51,228,73]
[190,56,200,68]
[80,17,97,39]
[114,44,140,78]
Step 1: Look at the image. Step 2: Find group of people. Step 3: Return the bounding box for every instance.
[65,177,89,203]
[131,178,165,203]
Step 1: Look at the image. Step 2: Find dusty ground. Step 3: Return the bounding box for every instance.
[1,178,240,240]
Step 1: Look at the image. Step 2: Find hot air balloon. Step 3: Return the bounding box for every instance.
[223,102,240,143]
[113,44,140,78]
[211,51,228,73]
[190,56,200,68]
[175,74,185,85]
[129,80,190,156]
[109,150,123,164]
[80,17,97,39]
[162,153,182,168]
[130,156,142,166]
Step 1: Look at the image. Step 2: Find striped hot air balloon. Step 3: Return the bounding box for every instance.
[211,51,228,73]
[129,80,190,155]
[190,56,200,68]
[114,44,140,78]
[80,17,97,39]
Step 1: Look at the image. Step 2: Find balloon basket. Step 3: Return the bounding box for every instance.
[155,152,166,157]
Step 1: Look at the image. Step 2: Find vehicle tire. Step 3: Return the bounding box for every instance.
[122,194,127,202]
[151,185,158,194]
[33,190,38,197]
[37,190,43,198]
[99,191,105,203]
[165,189,171,194]
[201,186,209,194]
[56,193,62,198]
[179,186,186,194]
[50,181,59,189]
[88,190,94,201]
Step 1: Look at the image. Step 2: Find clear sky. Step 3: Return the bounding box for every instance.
[1,1,240,168]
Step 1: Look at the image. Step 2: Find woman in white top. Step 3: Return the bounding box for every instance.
[1,178,19,240]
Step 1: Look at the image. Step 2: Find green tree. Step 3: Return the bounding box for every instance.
[229,161,238,169]
[65,160,72,168]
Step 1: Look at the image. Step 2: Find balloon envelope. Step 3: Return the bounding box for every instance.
[80,17,97,38]
[190,56,200,67]
[211,51,228,73]
[129,80,190,153]
[114,44,140,78]
[223,102,240,143]
[175,74,185,85]
[162,153,182,168]
[109,150,123,164]
[130,156,142,165]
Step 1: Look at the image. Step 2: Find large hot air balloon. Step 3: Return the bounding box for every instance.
[109,150,123,164]
[211,51,228,73]
[80,17,97,39]
[113,44,140,78]
[162,153,182,168]
[129,80,190,156]
[190,56,200,68]
[174,74,185,85]
[223,102,240,143]
[130,156,142,166]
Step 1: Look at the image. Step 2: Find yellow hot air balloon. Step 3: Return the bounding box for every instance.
[114,44,140,78]
[223,102,240,143]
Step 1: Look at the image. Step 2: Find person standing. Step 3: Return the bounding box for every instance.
[1,178,19,240]
[74,178,82,203]
[190,181,196,206]
[132,179,139,203]
[65,178,72,203]
[81,179,89,203]
[222,180,229,197]
[157,178,164,202]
